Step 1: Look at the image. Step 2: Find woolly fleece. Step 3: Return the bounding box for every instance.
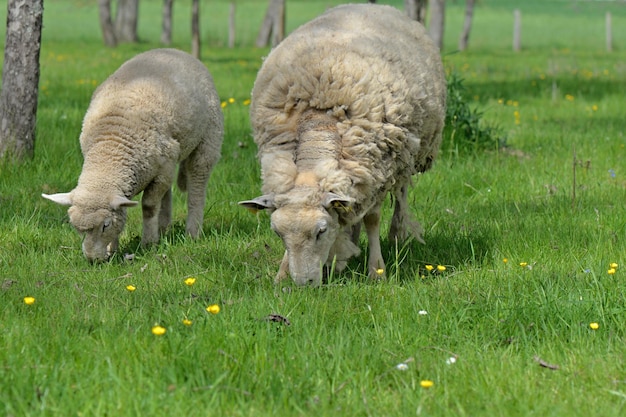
[244,4,446,285]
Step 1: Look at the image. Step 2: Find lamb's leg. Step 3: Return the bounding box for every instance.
[141,172,174,246]
[159,188,172,234]
[275,250,290,284]
[363,205,386,279]
[388,185,425,244]
[350,222,361,245]
[180,141,219,238]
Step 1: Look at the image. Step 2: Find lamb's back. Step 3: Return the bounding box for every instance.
[81,49,220,160]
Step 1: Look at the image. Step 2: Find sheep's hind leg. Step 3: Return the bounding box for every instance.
[388,185,425,244]
[364,205,386,279]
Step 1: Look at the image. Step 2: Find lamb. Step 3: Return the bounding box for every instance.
[43,48,224,262]
[239,4,446,286]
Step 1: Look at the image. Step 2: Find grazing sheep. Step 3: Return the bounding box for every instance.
[43,48,223,262]
[239,4,446,286]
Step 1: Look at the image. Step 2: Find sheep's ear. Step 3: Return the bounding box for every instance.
[110,195,138,209]
[238,195,275,213]
[42,192,73,206]
[323,192,354,211]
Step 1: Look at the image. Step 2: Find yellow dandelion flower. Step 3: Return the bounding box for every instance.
[497,98,504,105]
[565,94,574,101]
[503,258,508,263]
[437,265,446,272]
[182,319,193,326]
[420,380,434,389]
[184,277,196,286]
[591,105,598,112]
[520,262,528,267]
[243,99,251,106]
[589,322,599,330]
[207,304,220,315]
[126,285,136,292]
[220,101,227,108]
[152,325,166,336]
[610,262,618,269]
[425,265,434,271]
[23,296,35,305]
[608,268,616,275]
[228,97,235,104]
[375,268,384,276]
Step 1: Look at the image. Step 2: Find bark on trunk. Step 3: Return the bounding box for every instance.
[191,0,200,59]
[98,0,117,46]
[114,0,139,43]
[161,0,174,45]
[0,0,43,160]
[228,1,235,48]
[428,0,445,50]
[255,0,285,47]
[458,0,475,51]
[405,0,427,24]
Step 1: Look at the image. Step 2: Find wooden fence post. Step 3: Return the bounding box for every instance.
[606,12,613,52]
[513,9,521,52]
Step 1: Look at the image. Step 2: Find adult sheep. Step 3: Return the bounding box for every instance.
[240,4,446,286]
[43,48,224,262]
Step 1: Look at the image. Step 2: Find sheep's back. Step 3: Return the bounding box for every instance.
[251,4,446,175]
[81,49,221,162]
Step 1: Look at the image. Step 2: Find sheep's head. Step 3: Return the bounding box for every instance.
[42,192,137,262]
[240,190,353,286]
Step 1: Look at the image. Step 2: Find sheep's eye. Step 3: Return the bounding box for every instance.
[316,225,327,241]
[102,218,112,232]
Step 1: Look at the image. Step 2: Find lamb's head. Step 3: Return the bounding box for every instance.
[240,190,354,286]
[42,192,138,262]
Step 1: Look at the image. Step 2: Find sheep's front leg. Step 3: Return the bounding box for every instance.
[274,250,290,284]
[159,188,172,234]
[363,206,386,279]
[141,175,174,246]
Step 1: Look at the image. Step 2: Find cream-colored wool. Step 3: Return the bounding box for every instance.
[240,4,446,286]
[43,48,223,262]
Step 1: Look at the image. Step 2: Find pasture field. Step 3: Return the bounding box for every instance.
[1,0,626,415]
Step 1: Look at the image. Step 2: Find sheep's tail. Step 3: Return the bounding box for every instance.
[177,160,188,192]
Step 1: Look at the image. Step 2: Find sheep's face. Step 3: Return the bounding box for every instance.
[68,206,126,263]
[270,205,340,286]
[43,192,138,263]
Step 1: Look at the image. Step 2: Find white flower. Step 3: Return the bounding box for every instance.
[446,357,457,365]
[396,363,409,371]
[418,310,428,315]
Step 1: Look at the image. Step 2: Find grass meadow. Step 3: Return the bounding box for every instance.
[1,0,626,415]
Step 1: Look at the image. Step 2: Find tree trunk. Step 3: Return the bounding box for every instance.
[161,0,173,45]
[0,0,43,161]
[255,0,285,48]
[428,0,445,50]
[191,0,200,59]
[98,0,117,46]
[458,0,475,51]
[228,1,235,48]
[405,0,427,24]
[115,0,139,43]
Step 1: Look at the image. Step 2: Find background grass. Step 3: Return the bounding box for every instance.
[1,0,626,416]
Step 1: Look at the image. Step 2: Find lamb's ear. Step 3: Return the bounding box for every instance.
[42,192,73,206]
[238,195,275,214]
[110,195,139,209]
[323,192,354,211]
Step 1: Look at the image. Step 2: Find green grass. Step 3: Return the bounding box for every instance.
[2,0,626,415]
